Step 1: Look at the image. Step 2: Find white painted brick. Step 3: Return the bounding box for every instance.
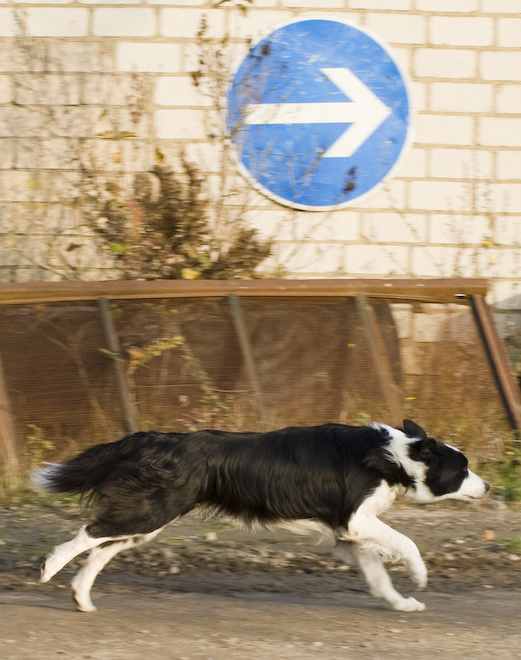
[430,149,493,180]
[482,0,521,12]
[397,148,428,179]
[154,108,207,139]
[15,0,73,3]
[234,10,293,42]
[489,184,521,213]
[160,9,225,38]
[481,52,521,82]
[409,180,470,212]
[349,0,412,8]
[411,82,427,112]
[415,114,474,146]
[93,9,156,37]
[248,209,360,242]
[429,213,491,244]
[415,49,476,80]
[282,0,344,7]
[491,280,521,311]
[117,43,181,73]
[497,85,521,114]
[357,179,406,210]
[479,117,521,148]
[430,82,493,114]
[24,8,89,37]
[0,8,19,36]
[495,216,521,246]
[275,242,345,275]
[496,151,521,181]
[345,244,410,277]
[365,13,426,45]
[0,75,11,104]
[430,17,493,47]
[362,212,427,243]
[155,76,211,107]
[410,246,482,278]
[0,139,14,168]
[81,0,139,3]
[498,18,521,47]
[417,0,478,10]
[145,0,207,4]
[14,74,81,105]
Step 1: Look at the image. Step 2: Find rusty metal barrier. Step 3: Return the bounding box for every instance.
[0,278,518,478]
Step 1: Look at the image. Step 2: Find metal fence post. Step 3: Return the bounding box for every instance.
[470,294,521,431]
[98,297,138,435]
[228,294,271,431]
[355,295,403,425]
[0,348,19,480]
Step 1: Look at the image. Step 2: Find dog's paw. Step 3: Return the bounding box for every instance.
[393,597,426,612]
[409,561,428,590]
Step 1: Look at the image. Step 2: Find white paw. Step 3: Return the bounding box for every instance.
[393,597,426,612]
[73,593,97,613]
[410,561,428,590]
[40,559,57,583]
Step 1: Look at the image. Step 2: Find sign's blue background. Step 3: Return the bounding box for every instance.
[227,19,411,210]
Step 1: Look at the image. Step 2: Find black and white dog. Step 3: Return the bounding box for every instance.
[34,420,489,613]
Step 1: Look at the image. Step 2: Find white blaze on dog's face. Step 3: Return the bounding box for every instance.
[407,435,490,504]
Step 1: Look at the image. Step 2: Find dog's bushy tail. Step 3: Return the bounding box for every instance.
[32,433,149,499]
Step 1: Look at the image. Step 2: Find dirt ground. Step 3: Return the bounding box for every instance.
[1,496,521,659]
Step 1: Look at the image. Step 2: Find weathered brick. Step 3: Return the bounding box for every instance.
[231,9,294,42]
[415,49,476,79]
[495,217,521,247]
[481,52,521,82]
[416,0,478,11]
[496,151,521,181]
[410,245,479,278]
[0,74,11,104]
[154,108,207,140]
[349,0,412,8]
[361,212,427,243]
[409,181,470,212]
[155,76,211,107]
[116,43,181,73]
[497,85,521,114]
[482,0,521,12]
[430,82,493,113]
[429,213,490,244]
[415,114,474,146]
[24,8,89,37]
[160,8,225,38]
[498,18,521,47]
[430,149,493,180]
[365,13,426,45]
[276,242,345,275]
[430,16,493,47]
[479,117,521,148]
[282,0,344,7]
[397,148,428,179]
[345,244,410,277]
[93,9,156,37]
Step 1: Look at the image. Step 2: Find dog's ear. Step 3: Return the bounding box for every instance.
[408,437,438,463]
[402,419,428,440]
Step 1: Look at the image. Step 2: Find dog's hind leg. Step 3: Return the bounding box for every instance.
[338,541,426,612]
[71,528,163,612]
[40,526,123,583]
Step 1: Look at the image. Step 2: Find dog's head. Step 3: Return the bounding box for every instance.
[400,419,490,503]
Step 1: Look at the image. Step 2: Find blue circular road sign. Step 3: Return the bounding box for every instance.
[227,18,412,211]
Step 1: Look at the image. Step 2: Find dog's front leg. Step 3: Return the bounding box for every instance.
[341,514,428,591]
[338,541,426,612]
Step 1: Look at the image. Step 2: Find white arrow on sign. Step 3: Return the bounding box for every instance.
[244,67,392,158]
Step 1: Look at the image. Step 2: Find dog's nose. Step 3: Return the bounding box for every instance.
[484,482,490,492]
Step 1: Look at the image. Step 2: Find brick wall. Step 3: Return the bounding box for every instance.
[0,1,519,314]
